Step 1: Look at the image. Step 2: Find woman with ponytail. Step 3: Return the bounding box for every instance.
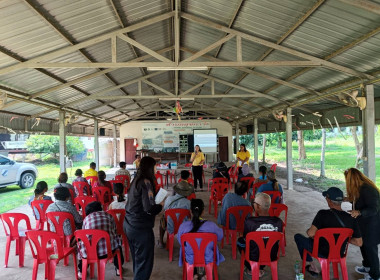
[28,181,52,219]
[177,199,224,278]
[257,170,283,203]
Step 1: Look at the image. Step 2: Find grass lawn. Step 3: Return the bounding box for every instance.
[249,132,380,191]
[0,161,111,213]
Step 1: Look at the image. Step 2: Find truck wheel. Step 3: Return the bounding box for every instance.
[20,172,35,189]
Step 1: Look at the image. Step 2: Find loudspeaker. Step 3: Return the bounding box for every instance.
[188,135,194,152]
[247,125,253,133]
[99,128,105,136]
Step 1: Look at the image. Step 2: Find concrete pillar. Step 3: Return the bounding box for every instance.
[254,118,259,173]
[94,119,99,171]
[59,111,66,173]
[362,84,376,181]
[286,108,293,190]
[235,122,239,154]
[112,124,117,168]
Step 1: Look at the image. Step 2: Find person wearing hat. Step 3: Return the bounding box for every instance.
[294,187,363,277]
[157,180,194,248]
[238,163,254,182]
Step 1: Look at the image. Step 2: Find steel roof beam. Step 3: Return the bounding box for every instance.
[336,0,380,15]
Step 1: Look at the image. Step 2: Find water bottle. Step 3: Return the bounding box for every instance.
[295,260,304,280]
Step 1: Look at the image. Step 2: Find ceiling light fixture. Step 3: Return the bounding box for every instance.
[147,66,208,71]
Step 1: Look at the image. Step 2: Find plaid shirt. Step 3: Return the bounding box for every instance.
[46,200,83,236]
[78,211,121,259]
[115,168,131,178]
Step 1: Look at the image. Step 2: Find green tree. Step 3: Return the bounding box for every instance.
[26,135,85,159]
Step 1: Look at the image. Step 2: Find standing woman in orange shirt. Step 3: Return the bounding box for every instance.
[190,145,205,191]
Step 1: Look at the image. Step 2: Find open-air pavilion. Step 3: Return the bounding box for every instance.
[0,0,380,279]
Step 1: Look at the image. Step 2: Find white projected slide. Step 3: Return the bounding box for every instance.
[193,129,217,153]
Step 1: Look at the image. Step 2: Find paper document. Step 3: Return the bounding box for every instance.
[155,188,168,204]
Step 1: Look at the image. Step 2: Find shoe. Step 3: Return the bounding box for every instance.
[356,266,371,275]
[305,265,319,278]
[77,271,82,279]
[115,268,120,276]
[359,274,380,280]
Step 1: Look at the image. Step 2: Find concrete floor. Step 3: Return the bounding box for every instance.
[0,167,378,280]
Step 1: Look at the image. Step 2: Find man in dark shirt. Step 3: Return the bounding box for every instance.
[294,187,363,277]
[237,192,283,278]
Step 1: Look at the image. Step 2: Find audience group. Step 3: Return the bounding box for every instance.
[23,153,380,280]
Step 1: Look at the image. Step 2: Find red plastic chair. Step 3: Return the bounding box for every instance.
[115,175,131,192]
[229,165,239,185]
[46,212,76,266]
[239,231,283,280]
[69,188,75,204]
[75,229,123,280]
[165,170,177,185]
[208,183,229,218]
[239,177,255,198]
[26,230,77,280]
[165,209,191,262]
[249,182,266,201]
[86,176,98,187]
[31,200,53,230]
[262,191,283,204]
[92,187,112,210]
[184,163,192,168]
[74,196,96,218]
[302,228,353,280]
[73,181,92,196]
[155,172,164,191]
[222,206,253,259]
[270,164,277,172]
[0,213,31,268]
[269,203,288,256]
[187,193,196,200]
[180,233,218,280]
[107,209,129,262]
[208,177,229,192]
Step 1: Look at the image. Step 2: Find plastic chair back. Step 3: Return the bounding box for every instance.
[262,191,282,204]
[212,177,229,185]
[187,193,196,200]
[184,163,192,167]
[0,213,31,237]
[181,233,217,266]
[270,164,277,172]
[269,204,288,224]
[46,212,75,237]
[155,172,164,185]
[68,189,75,204]
[245,231,283,263]
[226,206,253,233]
[26,230,64,264]
[239,177,255,189]
[73,181,92,196]
[210,183,229,202]
[165,209,191,235]
[115,175,130,192]
[86,176,98,187]
[31,200,53,230]
[312,228,353,260]
[74,196,96,218]
[106,209,126,236]
[249,182,266,201]
[92,187,112,209]
[75,229,113,261]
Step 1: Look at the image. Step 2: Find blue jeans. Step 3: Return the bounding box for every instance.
[294,234,314,262]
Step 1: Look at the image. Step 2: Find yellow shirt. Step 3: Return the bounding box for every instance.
[133,159,140,168]
[236,150,250,167]
[191,152,205,166]
[84,168,98,178]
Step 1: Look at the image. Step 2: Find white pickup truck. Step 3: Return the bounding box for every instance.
[0,155,38,189]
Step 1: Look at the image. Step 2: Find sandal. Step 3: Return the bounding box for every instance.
[155,240,166,249]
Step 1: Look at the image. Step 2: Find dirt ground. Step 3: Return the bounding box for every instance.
[0,164,378,280]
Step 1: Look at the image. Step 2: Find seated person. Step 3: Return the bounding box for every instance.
[84,162,98,178]
[28,181,52,219]
[254,166,268,183]
[93,170,113,203]
[238,164,254,182]
[177,199,224,279]
[72,169,91,196]
[109,183,127,210]
[294,187,362,277]
[217,181,251,229]
[54,172,75,202]
[212,162,230,182]
[237,193,283,278]
[157,181,193,248]
[257,170,283,203]
[115,161,131,178]
[133,155,141,168]
[77,201,124,278]
[46,187,83,236]
[180,170,193,184]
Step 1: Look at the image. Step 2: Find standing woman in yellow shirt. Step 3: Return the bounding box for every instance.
[190,145,205,191]
[236,144,250,171]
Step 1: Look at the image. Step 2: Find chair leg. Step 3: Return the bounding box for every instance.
[208,199,212,214]
[332,262,339,279]
[251,262,260,280]
[280,236,285,257]
[320,259,330,280]
[302,250,307,275]
[270,261,279,280]
[18,237,26,267]
[44,260,49,279]
[206,263,213,280]
[123,235,129,262]
[89,262,94,279]
[117,252,123,280]
[32,259,39,280]
[98,259,107,280]
[82,259,89,280]
[15,239,19,256]
[239,254,245,280]
[186,264,194,280]
[340,259,349,280]
[214,263,219,280]
[231,232,237,260]
[168,234,174,262]
[4,237,11,268]
[48,260,57,280]
[72,253,78,280]
[214,200,217,218]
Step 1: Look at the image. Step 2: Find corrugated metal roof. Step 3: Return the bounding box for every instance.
[0,0,380,132]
